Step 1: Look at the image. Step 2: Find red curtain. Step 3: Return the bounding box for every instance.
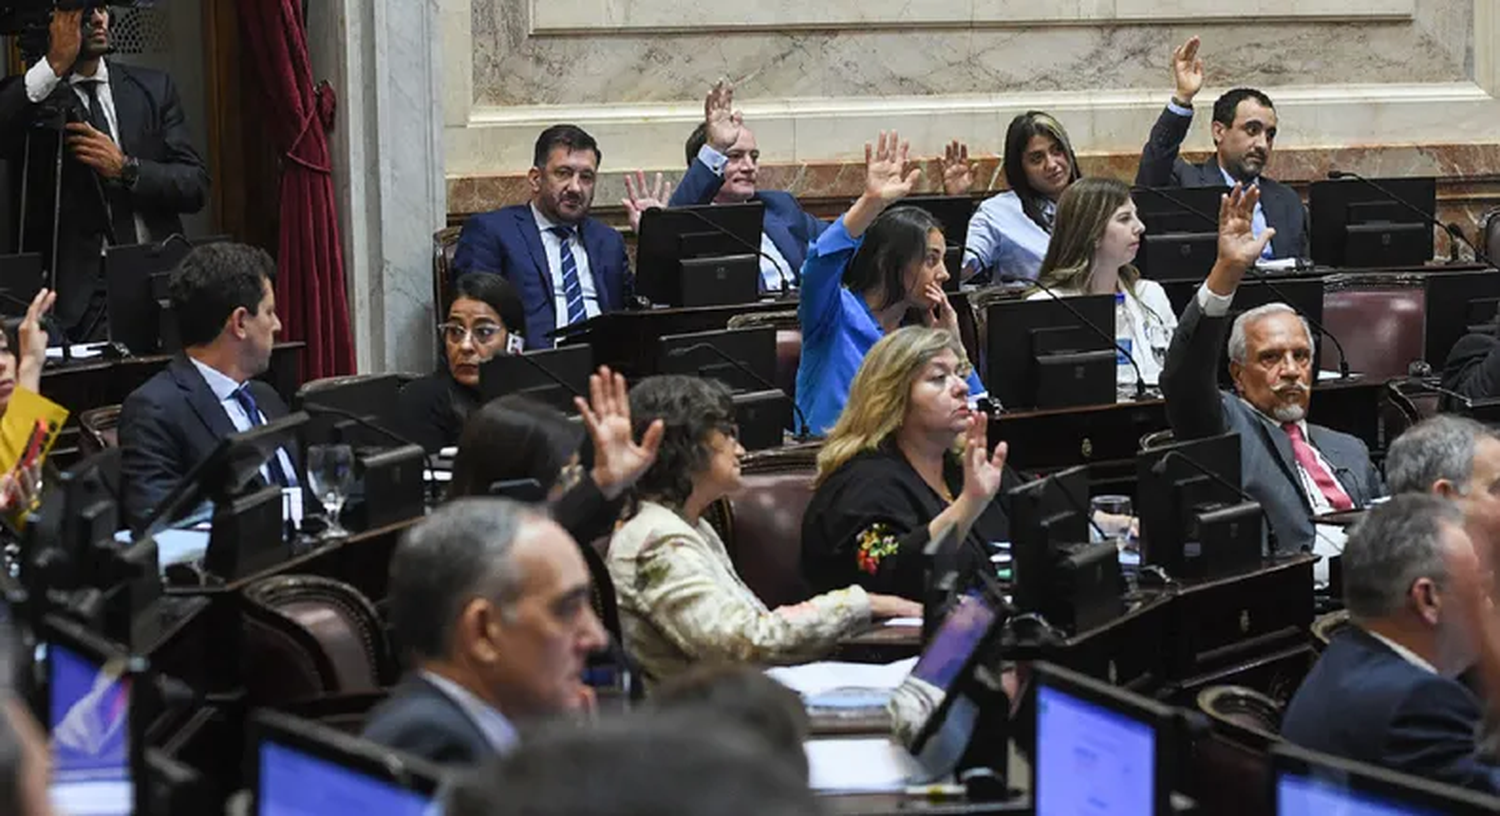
[235,0,354,379]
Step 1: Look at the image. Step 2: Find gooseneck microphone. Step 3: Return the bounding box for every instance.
[1151,448,1279,556]
[997,272,1148,401]
[1132,187,1353,379]
[667,343,811,440]
[1326,170,1492,267]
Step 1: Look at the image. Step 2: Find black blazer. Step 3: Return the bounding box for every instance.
[118,354,295,531]
[1442,332,1500,404]
[0,61,210,331]
[1283,627,1500,794]
[361,675,495,766]
[394,368,481,455]
[1134,105,1307,261]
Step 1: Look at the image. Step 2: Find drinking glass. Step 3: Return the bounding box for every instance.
[307,444,355,538]
[1090,495,1135,548]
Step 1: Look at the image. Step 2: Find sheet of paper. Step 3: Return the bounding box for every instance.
[44,343,108,361]
[805,738,916,793]
[882,617,922,628]
[765,657,917,698]
[422,469,453,483]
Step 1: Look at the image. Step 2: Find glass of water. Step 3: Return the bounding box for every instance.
[307,444,355,538]
[1090,495,1135,549]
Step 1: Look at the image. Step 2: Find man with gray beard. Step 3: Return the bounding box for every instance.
[1160,185,1384,575]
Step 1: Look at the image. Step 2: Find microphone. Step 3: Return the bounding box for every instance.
[658,206,794,297]
[667,343,811,439]
[1326,170,1492,267]
[1150,448,1279,556]
[997,272,1148,401]
[1132,188,1353,379]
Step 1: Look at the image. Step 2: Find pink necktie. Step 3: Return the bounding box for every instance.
[1282,422,1353,512]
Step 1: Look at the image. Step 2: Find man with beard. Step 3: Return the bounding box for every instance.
[452,125,630,350]
[0,5,209,341]
[1161,184,1383,573]
[1134,36,1307,261]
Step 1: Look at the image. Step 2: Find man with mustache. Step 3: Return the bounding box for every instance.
[1161,185,1383,573]
[452,125,631,350]
[1134,36,1307,261]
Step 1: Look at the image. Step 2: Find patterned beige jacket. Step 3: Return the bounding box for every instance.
[609,501,873,683]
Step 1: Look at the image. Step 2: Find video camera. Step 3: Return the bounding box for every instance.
[0,1,136,65]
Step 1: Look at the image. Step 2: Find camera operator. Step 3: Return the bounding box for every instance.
[0,4,210,342]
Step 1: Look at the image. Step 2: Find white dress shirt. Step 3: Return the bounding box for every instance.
[188,357,298,487]
[531,202,601,335]
[25,58,143,244]
[420,670,519,754]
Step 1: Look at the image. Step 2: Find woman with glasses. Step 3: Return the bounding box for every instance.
[608,375,919,684]
[396,273,527,453]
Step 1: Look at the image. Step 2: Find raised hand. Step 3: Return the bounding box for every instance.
[1173,36,1205,105]
[45,9,83,76]
[864,131,921,204]
[940,140,975,196]
[621,170,673,233]
[959,414,1007,505]
[1214,184,1274,278]
[16,288,54,393]
[704,80,743,153]
[575,366,665,501]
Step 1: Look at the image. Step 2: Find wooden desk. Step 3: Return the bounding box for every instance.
[834,624,922,663]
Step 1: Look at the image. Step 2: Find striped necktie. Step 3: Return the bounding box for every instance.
[547,225,588,326]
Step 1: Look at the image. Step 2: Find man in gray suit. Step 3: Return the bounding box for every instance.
[1161,185,1383,570]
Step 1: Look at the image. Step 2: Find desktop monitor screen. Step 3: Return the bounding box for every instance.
[45,619,137,816]
[636,202,766,306]
[1273,742,1500,816]
[253,710,444,816]
[905,592,1004,774]
[1133,186,1228,281]
[1308,176,1436,268]
[478,345,594,414]
[986,294,1117,410]
[1033,662,1175,816]
[1425,270,1500,373]
[658,326,777,394]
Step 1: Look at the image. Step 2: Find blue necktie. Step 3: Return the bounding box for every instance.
[548,225,589,326]
[232,384,294,488]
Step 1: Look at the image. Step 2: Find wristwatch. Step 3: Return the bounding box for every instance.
[119,157,140,190]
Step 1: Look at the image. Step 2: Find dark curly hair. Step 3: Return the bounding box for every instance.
[629,375,736,509]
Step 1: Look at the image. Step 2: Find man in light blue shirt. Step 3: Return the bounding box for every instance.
[364,499,609,765]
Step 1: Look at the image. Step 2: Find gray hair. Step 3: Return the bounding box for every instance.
[1386,415,1493,496]
[1227,303,1314,365]
[1343,493,1466,619]
[387,497,540,664]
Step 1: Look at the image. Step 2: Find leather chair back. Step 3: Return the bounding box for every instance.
[241,575,395,707]
[433,226,463,322]
[1322,276,1426,379]
[1310,609,1351,651]
[707,444,822,608]
[1482,207,1500,266]
[1196,684,1283,742]
[728,310,801,400]
[77,404,122,457]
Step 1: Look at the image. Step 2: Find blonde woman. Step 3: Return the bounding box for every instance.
[801,327,1014,600]
[1028,176,1178,386]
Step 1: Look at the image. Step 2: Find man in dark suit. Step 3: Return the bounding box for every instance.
[1283,494,1500,794]
[0,6,209,340]
[631,81,826,294]
[118,243,294,531]
[363,498,608,765]
[1134,36,1306,261]
[451,125,629,350]
[1161,185,1383,570]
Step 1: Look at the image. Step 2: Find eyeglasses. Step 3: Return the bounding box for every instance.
[440,322,504,345]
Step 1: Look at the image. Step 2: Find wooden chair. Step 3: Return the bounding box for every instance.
[432,226,463,322]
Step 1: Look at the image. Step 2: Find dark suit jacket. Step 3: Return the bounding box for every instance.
[361,675,495,766]
[1134,105,1307,261]
[118,354,295,531]
[1442,332,1500,404]
[1283,627,1500,794]
[667,158,829,283]
[450,204,629,350]
[1160,295,1384,553]
[0,60,210,330]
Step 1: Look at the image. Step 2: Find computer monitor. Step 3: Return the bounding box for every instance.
[658,326,778,394]
[251,709,445,816]
[1425,269,1500,372]
[1272,742,1500,815]
[1309,177,1436,268]
[1032,662,1178,816]
[103,241,191,355]
[295,373,409,447]
[0,252,43,317]
[1160,277,1326,385]
[986,294,1117,410]
[1137,432,1262,578]
[636,202,766,306]
[905,591,1006,778]
[900,196,976,284]
[1008,466,1122,633]
[1133,186,1229,280]
[41,614,148,816]
[478,345,594,415]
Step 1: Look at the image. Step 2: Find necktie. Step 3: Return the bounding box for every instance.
[547,225,589,326]
[81,80,112,139]
[233,384,294,488]
[1282,422,1352,512]
[80,81,137,245]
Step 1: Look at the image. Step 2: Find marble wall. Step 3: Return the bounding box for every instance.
[443,0,1500,239]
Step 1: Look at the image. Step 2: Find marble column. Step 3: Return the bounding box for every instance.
[309,0,445,375]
